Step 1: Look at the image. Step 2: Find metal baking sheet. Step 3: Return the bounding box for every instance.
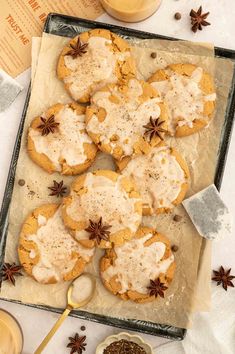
[1,13,235,341]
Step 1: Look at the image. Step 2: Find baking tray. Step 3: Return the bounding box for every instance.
[1,13,235,341]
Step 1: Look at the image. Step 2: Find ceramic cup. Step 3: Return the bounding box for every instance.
[0,308,24,354]
[100,0,162,23]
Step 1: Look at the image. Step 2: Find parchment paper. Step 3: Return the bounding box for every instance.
[0,33,233,329]
[31,37,42,86]
[29,36,213,314]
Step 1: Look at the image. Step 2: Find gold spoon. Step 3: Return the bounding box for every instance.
[34,273,96,354]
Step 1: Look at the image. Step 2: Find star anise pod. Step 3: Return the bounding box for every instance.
[0,263,23,286]
[67,37,88,59]
[38,115,59,136]
[48,180,67,197]
[212,266,235,291]
[85,217,111,245]
[143,117,168,141]
[147,278,168,298]
[67,333,87,354]
[190,6,211,33]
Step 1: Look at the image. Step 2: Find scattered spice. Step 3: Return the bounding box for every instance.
[103,339,147,354]
[190,6,210,33]
[0,263,23,286]
[143,117,168,141]
[18,179,25,186]
[38,115,59,136]
[28,190,36,197]
[173,214,182,222]
[80,326,86,331]
[67,333,87,354]
[48,180,67,198]
[174,12,181,20]
[147,278,168,298]
[150,52,157,59]
[67,37,89,59]
[85,217,111,245]
[212,266,235,291]
[171,245,179,252]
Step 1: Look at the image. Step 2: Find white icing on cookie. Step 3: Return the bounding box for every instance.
[29,249,36,259]
[86,79,162,157]
[38,214,47,226]
[122,146,186,211]
[64,36,129,100]
[102,233,174,294]
[29,105,92,171]
[150,67,216,133]
[27,207,94,283]
[67,172,142,235]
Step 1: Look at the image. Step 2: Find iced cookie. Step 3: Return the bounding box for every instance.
[148,64,216,137]
[100,226,176,303]
[62,170,142,249]
[18,204,94,284]
[86,78,168,161]
[118,143,190,215]
[57,29,136,103]
[28,103,97,175]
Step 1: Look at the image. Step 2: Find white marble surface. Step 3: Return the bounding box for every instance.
[0,1,235,353]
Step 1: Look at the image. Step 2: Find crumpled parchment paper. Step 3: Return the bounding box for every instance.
[0,33,233,329]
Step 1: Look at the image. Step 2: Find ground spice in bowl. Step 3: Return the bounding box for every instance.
[103,339,147,353]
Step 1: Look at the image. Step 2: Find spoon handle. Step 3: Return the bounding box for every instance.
[34,307,71,354]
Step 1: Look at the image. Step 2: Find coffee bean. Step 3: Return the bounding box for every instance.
[173,214,182,222]
[174,12,182,20]
[171,245,179,252]
[150,52,157,59]
[18,179,25,186]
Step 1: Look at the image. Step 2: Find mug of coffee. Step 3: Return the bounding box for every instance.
[100,0,162,22]
[0,309,23,354]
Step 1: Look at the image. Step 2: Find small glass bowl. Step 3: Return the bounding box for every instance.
[100,0,162,23]
[0,308,24,354]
